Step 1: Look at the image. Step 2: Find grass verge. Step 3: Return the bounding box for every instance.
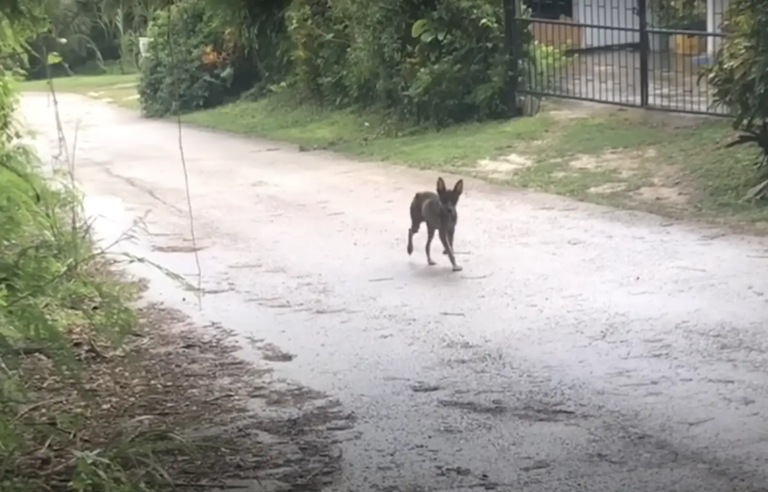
[19,74,768,230]
[0,128,149,490]
[183,93,768,229]
[17,74,140,110]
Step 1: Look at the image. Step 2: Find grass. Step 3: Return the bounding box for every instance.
[18,73,768,230]
[17,73,140,110]
[0,121,146,490]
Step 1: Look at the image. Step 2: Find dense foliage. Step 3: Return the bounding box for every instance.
[202,0,294,94]
[138,0,245,116]
[704,0,768,190]
[23,0,563,126]
[136,0,536,125]
[285,0,512,124]
[20,0,171,78]
[1,3,150,490]
[705,0,768,129]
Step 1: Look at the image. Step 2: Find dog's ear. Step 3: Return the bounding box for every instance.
[436,177,447,194]
[453,179,464,197]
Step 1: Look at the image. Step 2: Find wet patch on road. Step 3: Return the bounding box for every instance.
[437,399,582,423]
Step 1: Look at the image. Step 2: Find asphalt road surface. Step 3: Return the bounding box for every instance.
[20,93,768,492]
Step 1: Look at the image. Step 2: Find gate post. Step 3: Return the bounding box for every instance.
[503,0,519,117]
[637,0,649,107]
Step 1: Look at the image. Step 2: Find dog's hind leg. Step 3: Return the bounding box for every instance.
[425,225,437,265]
[439,229,461,272]
[407,200,422,256]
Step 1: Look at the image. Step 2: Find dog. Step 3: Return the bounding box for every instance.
[406,177,464,272]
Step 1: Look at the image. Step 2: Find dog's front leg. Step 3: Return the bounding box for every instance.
[439,229,461,272]
[443,227,455,255]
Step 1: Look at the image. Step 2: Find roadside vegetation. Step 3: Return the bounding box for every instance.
[2,2,341,491]
[1,5,157,490]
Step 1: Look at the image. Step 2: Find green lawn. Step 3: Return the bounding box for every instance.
[18,74,141,110]
[18,74,768,231]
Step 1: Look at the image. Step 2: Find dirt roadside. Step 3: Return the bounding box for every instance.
[18,278,351,492]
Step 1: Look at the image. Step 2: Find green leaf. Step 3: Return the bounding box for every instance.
[411,19,428,39]
[479,18,495,28]
[46,52,62,65]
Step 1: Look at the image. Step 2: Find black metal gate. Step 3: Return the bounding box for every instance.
[506,0,729,116]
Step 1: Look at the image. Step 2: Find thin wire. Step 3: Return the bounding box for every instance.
[166,4,203,307]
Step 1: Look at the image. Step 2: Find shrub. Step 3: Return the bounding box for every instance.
[704,0,768,129]
[200,0,293,97]
[399,0,509,124]
[525,40,569,92]
[0,82,143,491]
[704,0,768,196]
[1,21,141,491]
[286,0,519,126]
[138,0,243,117]
[285,0,350,105]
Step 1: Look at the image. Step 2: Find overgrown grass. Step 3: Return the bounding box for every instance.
[0,143,149,490]
[1,75,184,490]
[21,74,768,229]
[182,90,556,169]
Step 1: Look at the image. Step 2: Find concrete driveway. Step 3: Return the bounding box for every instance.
[19,93,768,491]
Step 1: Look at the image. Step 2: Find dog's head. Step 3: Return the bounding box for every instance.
[436,177,463,216]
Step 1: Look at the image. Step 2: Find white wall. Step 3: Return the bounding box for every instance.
[706,0,727,58]
[575,0,641,48]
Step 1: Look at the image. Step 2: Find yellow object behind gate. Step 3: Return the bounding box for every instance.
[671,34,705,56]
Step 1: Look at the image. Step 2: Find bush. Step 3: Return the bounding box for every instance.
[1,9,148,489]
[399,0,510,123]
[286,0,516,126]
[705,0,768,129]
[144,0,537,126]
[525,40,569,92]
[704,0,768,195]
[285,0,350,106]
[202,0,293,95]
[138,0,244,117]
[0,74,141,492]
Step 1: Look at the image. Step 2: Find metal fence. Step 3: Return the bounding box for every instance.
[508,0,731,116]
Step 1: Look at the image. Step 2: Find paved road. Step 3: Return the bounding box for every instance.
[20,93,768,492]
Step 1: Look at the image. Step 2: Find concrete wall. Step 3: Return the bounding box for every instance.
[574,0,640,48]
[706,0,727,57]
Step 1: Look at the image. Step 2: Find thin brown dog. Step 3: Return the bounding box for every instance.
[406,177,463,272]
